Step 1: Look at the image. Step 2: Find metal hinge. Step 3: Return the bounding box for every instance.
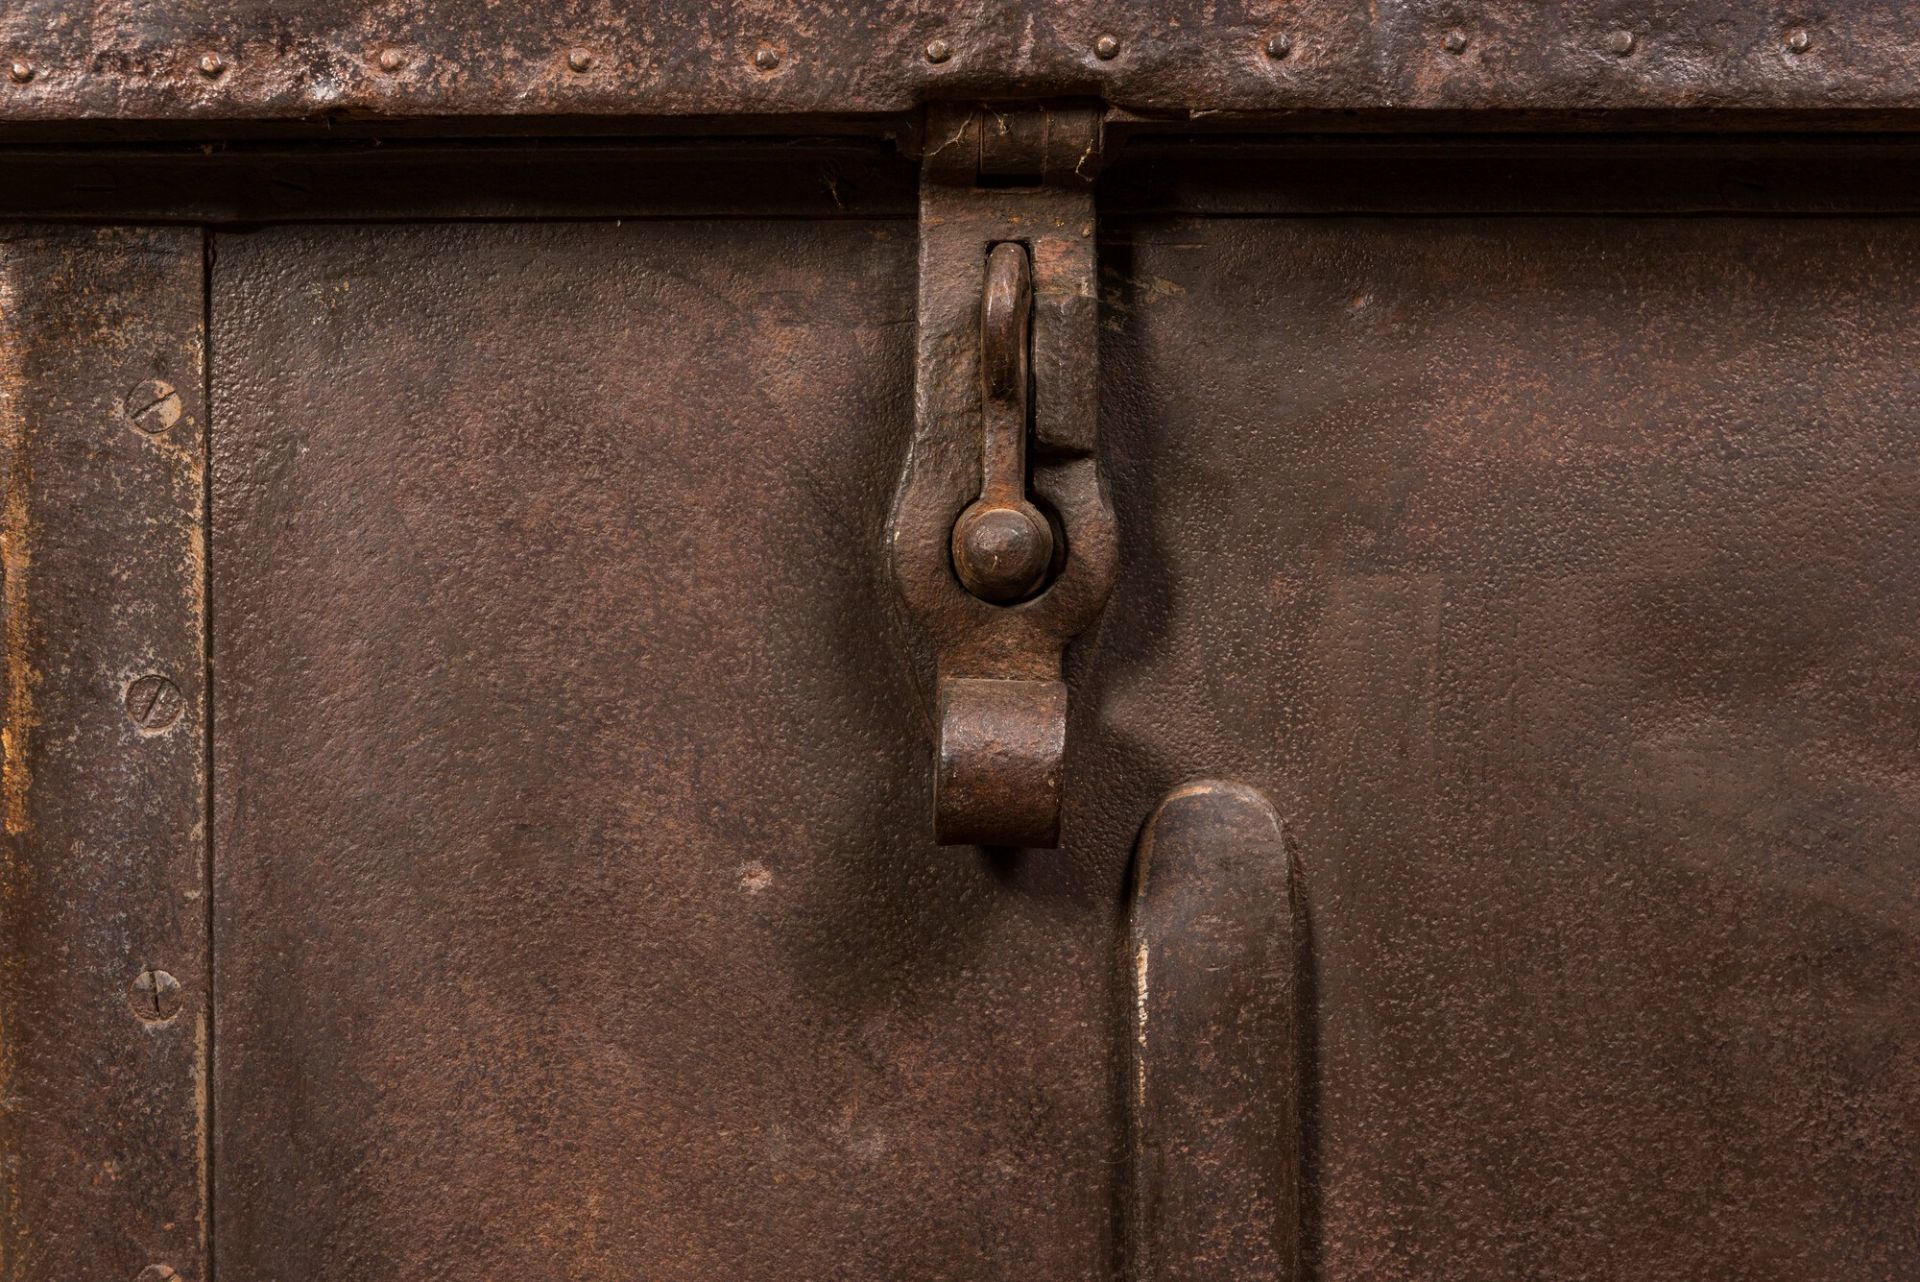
[889,103,1116,847]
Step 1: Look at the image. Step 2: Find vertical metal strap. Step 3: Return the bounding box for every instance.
[0,229,209,1282]
[1128,781,1301,1282]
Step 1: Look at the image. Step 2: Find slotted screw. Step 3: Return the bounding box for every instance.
[125,674,185,731]
[129,969,183,1023]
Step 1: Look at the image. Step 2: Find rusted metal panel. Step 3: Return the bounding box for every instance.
[3,2,1920,125]
[1091,212,1920,1279]
[210,220,1114,1281]
[0,228,207,1282]
[1127,781,1298,1282]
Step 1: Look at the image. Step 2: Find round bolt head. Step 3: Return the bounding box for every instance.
[753,46,781,71]
[953,502,1054,604]
[1786,28,1812,54]
[1443,30,1469,54]
[125,378,183,435]
[1265,34,1293,60]
[377,47,407,72]
[9,59,34,84]
[925,38,952,64]
[125,674,185,732]
[130,969,184,1023]
[1609,30,1635,56]
[198,52,226,77]
[567,47,595,73]
[137,1264,181,1282]
[1094,34,1121,60]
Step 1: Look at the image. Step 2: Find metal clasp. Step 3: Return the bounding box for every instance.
[889,103,1115,848]
[951,242,1052,604]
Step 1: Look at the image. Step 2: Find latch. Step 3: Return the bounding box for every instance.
[890,103,1117,847]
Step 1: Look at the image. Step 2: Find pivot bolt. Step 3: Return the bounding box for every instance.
[953,502,1053,604]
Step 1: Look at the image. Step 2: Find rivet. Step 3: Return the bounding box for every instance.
[566,48,595,73]
[1786,28,1812,54]
[925,37,952,64]
[124,379,183,435]
[136,1265,180,1282]
[377,47,407,73]
[1609,30,1636,56]
[198,52,226,78]
[753,46,781,71]
[129,969,183,1024]
[125,674,185,732]
[953,504,1054,604]
[8,59,33,84]
[1443,30,1468,54]
[1265,34,1293,60]
[1095,34,1121,60]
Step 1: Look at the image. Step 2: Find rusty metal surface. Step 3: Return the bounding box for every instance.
[210,219,1116,1281]
[0,133,1882,1281]
[1090,212,1920,1279]
[1127,781,1298,1282]
[0,228,206,1281]
[892,103,1116,848]
[5,2,1920,126]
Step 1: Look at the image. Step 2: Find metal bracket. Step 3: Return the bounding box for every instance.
[889,102,1116,848]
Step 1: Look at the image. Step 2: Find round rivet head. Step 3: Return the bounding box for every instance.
[1786,28,1812,54]
[125,674,185,731]
[1609,30,1636,56]
[8,59,34,84]
[377,47,406,73]
[1265,34,1293,60]
[129,969,183,1024]
[753,46,781,71]
[198,52,226,77]
[567,48,594,73]
[925,38,952,64]
[1094,34,1121,60]
[1443,30,1468,54]
[952,502,1054,605]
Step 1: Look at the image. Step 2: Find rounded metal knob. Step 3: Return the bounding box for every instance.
[952,500,1053,603]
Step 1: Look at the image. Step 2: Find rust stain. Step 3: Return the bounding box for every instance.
[0,260,30,840]
[0,247,22,1282]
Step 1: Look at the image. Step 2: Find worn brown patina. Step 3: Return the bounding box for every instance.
[0,3,1918,1281]
[0,228,206,1282]
[3,1,1920,125]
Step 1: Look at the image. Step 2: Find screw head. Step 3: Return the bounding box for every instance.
[753,46,781,71]
[130,969,184,1023]
[377,47,406,73]
[125,674,185,732]
[8,59,34,84]
[566,47,595,73]
[1609,30,1636,56]
[1786,28,1812,54]
[1443,30,1469,54]
[925,38,952,64]
[952,502,1054,604]
[136,1264,180,1282]
[1265,34,1293,60]
[125,379,183,435]
[1094,34,1121,60]
[198,52,226,77]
